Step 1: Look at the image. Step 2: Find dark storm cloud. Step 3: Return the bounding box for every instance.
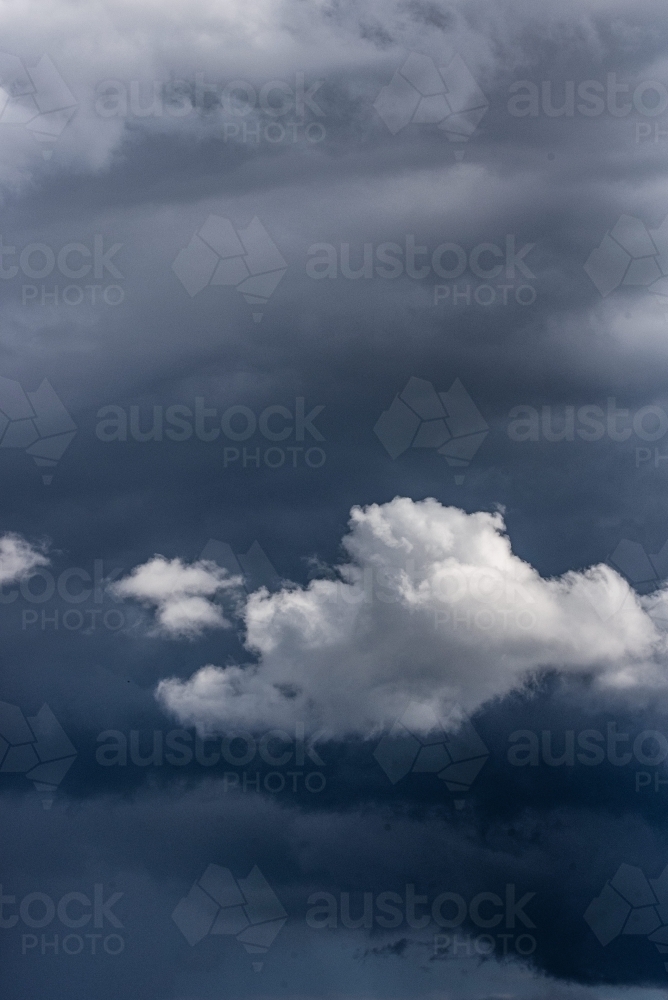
[3,1,668,997]
[3,752,668,993]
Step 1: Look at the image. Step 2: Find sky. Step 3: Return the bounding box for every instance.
[3,0,668,997]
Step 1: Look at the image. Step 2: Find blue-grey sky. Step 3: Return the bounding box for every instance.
[2,1,668,997]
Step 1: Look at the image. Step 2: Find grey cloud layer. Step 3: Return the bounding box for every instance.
[2,0,668,997]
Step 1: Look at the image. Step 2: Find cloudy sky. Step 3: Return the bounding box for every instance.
[4,0,668,996]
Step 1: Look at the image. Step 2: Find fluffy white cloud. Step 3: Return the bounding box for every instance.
[0,532,48,586]
[156,497,668,735]
[111,555,241,637]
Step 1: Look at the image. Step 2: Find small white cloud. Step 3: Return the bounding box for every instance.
[0,532,48,586]
[111,555,241,638]
[156,498,668,735]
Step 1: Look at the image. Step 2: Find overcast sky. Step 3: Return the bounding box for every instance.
[3,1,668,997]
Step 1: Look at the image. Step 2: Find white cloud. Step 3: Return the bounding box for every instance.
[111,555,241,637]
[0,532,48,586]
[156,497,668,735]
